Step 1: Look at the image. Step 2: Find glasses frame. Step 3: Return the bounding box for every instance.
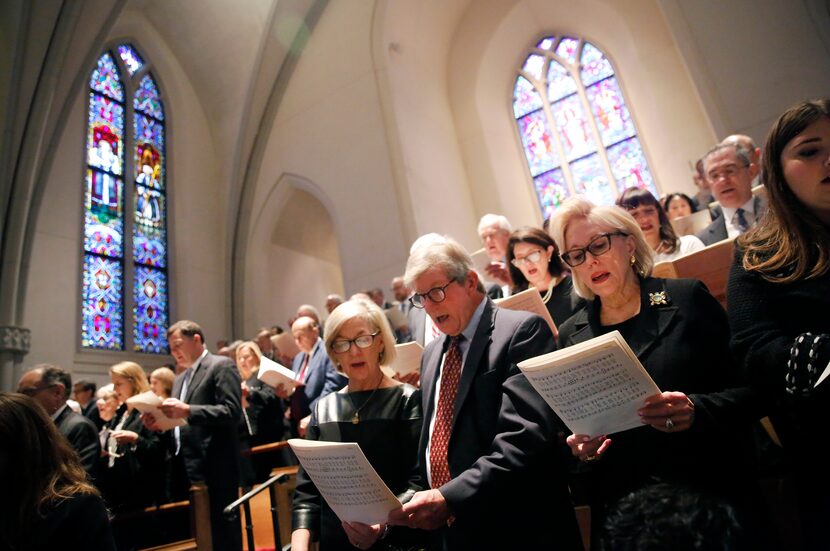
[409,280,457,309]
[331,331,381,354]
[561,231,628,268]
[510,249,545,268]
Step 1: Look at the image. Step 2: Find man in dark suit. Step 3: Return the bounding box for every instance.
[144,320,242,551]
[277,316,346,436]
[389,238,582,550]
[18,364,100,478]
[73,378,103,429]
[696,143,767,245]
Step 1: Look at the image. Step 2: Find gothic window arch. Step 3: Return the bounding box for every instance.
[83,43,169,353]
[513,35,657,220]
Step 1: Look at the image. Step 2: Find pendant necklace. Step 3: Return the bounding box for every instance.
[346,373,384,424]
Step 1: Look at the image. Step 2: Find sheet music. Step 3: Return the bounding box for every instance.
[470,247,496,284]
[494,287,558,338]
[288,439,401,524]
[126,391,186,431]
[257,356,302,390]
[387,341,423,376]
[518,331,660,437]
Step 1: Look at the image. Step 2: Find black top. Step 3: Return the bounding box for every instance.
[292,383,423,550]
[25,493,116,551]
[728,247,830,484]
[100,405,166,511]
[545,275,586,329]
[558,277,762,510]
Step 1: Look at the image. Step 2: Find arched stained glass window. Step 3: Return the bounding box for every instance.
[82,44,169,353]
[513,36,657,220]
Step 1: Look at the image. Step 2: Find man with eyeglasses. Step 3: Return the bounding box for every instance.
[18,364,100,478]
[388,237,582,550]
[696,142,767,246]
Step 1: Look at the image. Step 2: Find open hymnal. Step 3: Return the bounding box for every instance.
[517,330,661,437]
[126,391,186,431]
[386,341,423,376]
[257,356,302,390]
[494,287,558,338]
[470,247,497,284]
[288,439,401,524]
[670,209,712,237]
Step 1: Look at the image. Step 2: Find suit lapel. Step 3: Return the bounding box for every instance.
[421,337,447,420]
[184,356,210,403]
[568,278,678,360]
[451,299,494,424]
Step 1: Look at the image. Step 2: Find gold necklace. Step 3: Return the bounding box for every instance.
[346,373,384,424]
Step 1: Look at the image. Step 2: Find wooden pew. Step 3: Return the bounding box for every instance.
[652,237,735,308]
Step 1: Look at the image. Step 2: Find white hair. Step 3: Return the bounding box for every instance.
[409,233,448,254]
[477,213,512,236]
[404,236,475,288]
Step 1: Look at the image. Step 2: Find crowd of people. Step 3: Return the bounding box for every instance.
[2,98,827,551]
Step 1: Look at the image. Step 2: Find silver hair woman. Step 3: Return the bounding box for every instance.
[291,298,424,551]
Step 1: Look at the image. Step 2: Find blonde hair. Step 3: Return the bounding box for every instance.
[236,341,263,369]
[149,367,175,398]
[324,298,397,372]
[550,196,653,300]
[109,361,150,396]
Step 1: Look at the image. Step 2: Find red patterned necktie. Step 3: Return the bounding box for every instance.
[430,336,463,488]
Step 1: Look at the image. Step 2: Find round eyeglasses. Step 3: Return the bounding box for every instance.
[331,332,380,354]
[560,232,628,267]
[409,280,456,309]
[510,249,544,268]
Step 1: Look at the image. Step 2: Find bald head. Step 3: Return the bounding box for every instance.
[292,316,320,354]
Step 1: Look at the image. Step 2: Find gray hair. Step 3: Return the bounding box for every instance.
[324,298,397,372]
[404,236,475,288]
[477,213,512,236]
[549,196,653,300]
[701,143,752,174]
[296,304,321,322]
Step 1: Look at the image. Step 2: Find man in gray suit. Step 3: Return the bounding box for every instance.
[144,319,242,551]
[389,237,581,550]
[696,143,767,246]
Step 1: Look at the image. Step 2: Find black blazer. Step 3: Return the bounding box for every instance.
[415,298,582,550]
[696,195,767,246]
[54,405,100,479]
[558,277,763,509]
[173,352,242,487]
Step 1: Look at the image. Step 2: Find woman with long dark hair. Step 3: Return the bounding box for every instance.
[727,98,830,549]
[0,392,115,550]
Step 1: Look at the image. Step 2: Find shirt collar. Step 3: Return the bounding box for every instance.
[51,403,68,422]
[459,295,487,342]
[721,196,756,220]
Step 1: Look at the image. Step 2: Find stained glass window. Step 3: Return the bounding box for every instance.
[82,44,169,353]
[513,36,657,221]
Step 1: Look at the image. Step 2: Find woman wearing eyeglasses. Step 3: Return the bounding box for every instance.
[616,187,704,263]
[549,196,767,544]
[291,298,425,551]
[506,227,585,331]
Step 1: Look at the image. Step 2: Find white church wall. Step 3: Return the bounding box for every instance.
[247,0,410,329]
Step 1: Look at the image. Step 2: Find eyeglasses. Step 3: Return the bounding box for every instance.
[409,280,457,309]
[510,249,545,268]
[561,232,628,267]
[331,332,380,354]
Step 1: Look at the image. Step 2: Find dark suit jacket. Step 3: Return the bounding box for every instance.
[54,405,100,479]
[696,195,767,246]
[173,352,242,487]
[414,298,582,550]
[559,278,763,516]
[290,339,347,417]
[485,281,503,300]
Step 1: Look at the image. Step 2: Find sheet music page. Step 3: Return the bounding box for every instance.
[470,247,496,284]
[387,341,423,376]
[288,439,401,524]
[126,391,186,431]
[257,356,302,390]
[518,331,660,437]
[494,287,558,338]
